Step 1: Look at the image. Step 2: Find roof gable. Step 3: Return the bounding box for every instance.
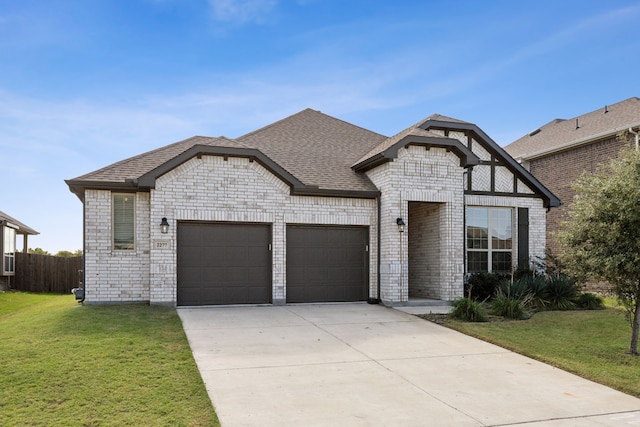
[420,116,560,208]
[65,108,558,207]
[352,126,480,171]
[504,97,640,160]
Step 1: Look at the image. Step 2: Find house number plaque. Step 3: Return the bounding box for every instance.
[153,240,170,249]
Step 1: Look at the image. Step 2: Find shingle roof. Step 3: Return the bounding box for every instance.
[0,210,39,235]
[504,97,640,160]
[71,136,248,183]
[67,109,387,195]
[354,114,466,167]
[236,109,387,192]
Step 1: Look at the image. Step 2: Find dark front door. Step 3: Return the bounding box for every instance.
[177,222,271,306]
[286,225,368,303]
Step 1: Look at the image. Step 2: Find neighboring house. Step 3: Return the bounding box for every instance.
[66,109,559,306]
[0,211,39,291]
[504,97,640,255]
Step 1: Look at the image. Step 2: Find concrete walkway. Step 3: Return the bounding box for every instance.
[178,303,640,427]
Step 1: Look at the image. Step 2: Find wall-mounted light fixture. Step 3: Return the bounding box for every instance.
[160,217,170,234]
[396,217,406,233]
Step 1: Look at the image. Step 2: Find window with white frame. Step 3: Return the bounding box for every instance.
[3,225,16,275]
[466,207,513,274]
[113,194,135,250]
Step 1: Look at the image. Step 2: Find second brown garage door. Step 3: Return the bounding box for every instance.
[177,222,271,306]
[286,225,368,303]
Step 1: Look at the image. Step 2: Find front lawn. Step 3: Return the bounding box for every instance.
[439,307,640,398]
[0,292,219,426]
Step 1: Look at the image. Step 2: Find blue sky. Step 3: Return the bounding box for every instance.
[1,0,639,253]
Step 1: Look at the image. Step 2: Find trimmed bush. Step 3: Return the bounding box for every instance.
[547,274,578,310]
[450,297,488,322]
[465,271,508,301]
[574,293,605,310]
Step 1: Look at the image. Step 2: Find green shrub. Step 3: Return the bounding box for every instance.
[574,292,605,310]
[547,274,578,310]
[490,289,531,320]
[450,297,488,322]
[465,271,508,301]
[516,275,549,309]
[513,264,535,280]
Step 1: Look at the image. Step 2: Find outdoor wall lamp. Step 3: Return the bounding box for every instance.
[160,217,170,234]
[396,217,406,233]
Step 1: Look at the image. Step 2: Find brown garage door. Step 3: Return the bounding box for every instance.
[177,222,271,306]
[286,225,368,303]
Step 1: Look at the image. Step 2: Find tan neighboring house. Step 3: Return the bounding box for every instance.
[504,97,640,256]
[0,210,39,290]
[66,109,558,306]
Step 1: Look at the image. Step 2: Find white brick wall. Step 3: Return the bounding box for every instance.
[150,155,377,305]
[82,147,549,306]
[366,146,466,304]
[84,190,150,303]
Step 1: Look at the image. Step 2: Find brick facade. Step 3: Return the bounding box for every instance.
[528,135,631,254]
[365,146,466,304]
[82,144,549,306]
[78,114,553,306]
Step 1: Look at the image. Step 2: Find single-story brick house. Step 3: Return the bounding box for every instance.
[0,210,39,291]
[504,97,640,255]
[66,109,559,306]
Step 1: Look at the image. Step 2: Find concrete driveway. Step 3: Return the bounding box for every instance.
[178,303,640,427]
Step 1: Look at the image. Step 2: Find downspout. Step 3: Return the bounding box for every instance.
[629,127,640,151]
[368,194,382,304]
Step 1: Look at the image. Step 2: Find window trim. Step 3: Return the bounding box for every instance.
[2,225,16,276]
[112,193,136,251]
[466,206,514,274]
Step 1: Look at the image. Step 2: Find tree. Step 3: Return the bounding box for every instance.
[54,250,83,257]
[558,147,640,355]
[28,248,51,255]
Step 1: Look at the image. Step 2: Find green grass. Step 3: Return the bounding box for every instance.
[0,292,219,427]
[444,306,640,398]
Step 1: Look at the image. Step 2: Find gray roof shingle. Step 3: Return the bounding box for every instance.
[71,136,249,183]
[0,210,39,235]
[353,114,465,166]
[504,97,640,160]
[236,108,387,192]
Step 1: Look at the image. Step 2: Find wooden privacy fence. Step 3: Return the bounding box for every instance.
[13,252,83,294]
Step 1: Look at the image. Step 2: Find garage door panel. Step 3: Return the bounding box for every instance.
[180,267,202,282]
[286,225,368,303]
[179,247,202,266]
[178,222,272,306]
[327,248,346,265]
[201,267,225,281]
[202,247,226,266]
[247,266,271,282]
[327,267,346,282]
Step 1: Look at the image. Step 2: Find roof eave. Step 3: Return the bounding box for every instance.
[514,120,640,161]
[65,180,140,202]
[352,135,480,173]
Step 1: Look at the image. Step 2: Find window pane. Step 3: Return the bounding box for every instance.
[3,226,15,274]
[467,207,488,249]
[492,252,512,274]
[113,194,135,250]
[491,208,512,250]
[467,252,488,272]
